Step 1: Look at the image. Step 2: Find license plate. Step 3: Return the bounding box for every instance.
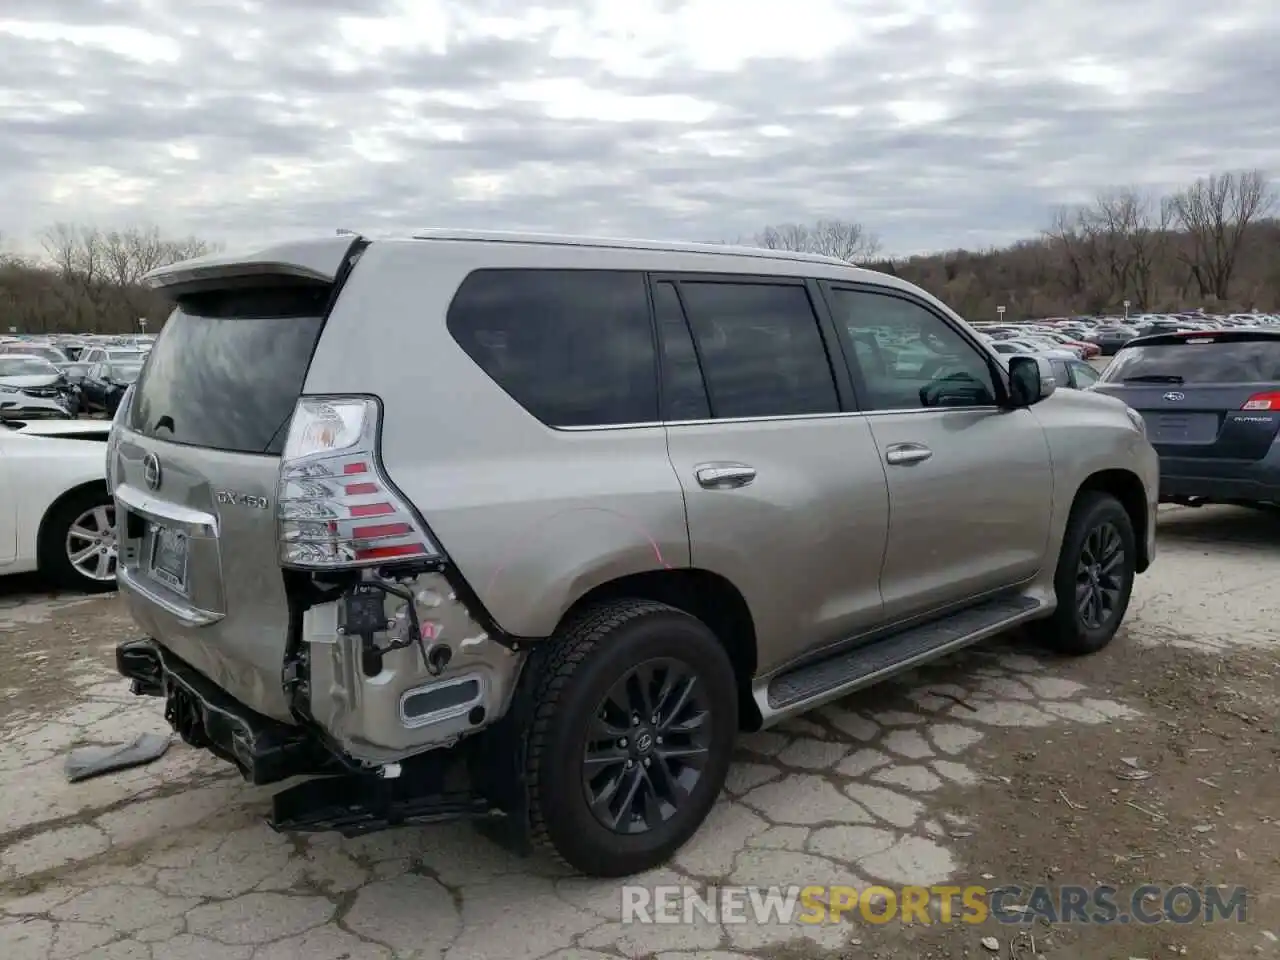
[1143,412,1219,444]
[149,525,189,594]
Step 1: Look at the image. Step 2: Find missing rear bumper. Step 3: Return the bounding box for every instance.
[115,637,335,785]
[114,636,532,843]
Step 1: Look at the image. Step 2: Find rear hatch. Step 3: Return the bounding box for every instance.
[1092,330,1280,464]
[111,236,363,722]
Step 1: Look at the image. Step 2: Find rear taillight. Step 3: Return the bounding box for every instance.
[1241,391,1280,411]
[276,397,440,569]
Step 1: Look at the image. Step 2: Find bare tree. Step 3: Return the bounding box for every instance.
[1128,193,1176,310]
[1084,188,1175,311]
[1043,206,1090,299]
[1170,170,1275,301]
[0,222,220,333]
[752,222,812,252]
[1042,189,1177,312]
[751,218,881,263]
[1043,205,1119,313]
[0,232,24,268]
[41,223,109,329]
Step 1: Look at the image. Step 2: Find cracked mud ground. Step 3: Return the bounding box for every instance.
[2,506,1277,960]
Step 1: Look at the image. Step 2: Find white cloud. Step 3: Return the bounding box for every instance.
[0,0,1275,257]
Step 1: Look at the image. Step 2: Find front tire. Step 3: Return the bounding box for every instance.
[39,488,118,593]
[525,599,738,877]
[1044,491,1136,655]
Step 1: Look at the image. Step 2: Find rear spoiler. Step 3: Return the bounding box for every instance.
[143,234,366,298]
[1123,328,1280,348]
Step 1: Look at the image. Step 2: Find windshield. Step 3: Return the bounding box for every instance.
[1101,339,1280,383]
[107,363,144,383]
[8,346,66,363]
[107,350,146,361]
[0,357,56,376]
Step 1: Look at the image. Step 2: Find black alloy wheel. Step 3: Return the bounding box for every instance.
[1076,521,1125,630]
[1046,490,1137,655]
[582,658,712,835]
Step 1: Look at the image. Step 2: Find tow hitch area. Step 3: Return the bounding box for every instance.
[116,637,337,786]
[117,636,532,849]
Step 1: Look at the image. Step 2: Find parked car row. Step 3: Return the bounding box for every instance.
[974,311,1280,356]
[0,333,151,419]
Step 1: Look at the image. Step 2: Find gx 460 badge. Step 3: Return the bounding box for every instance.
[216,491,269,510]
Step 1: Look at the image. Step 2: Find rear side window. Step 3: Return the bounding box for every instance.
[1101,339,1280,383]
[676,281,839,418]
[127,283,331,454]
[447,269,658,427]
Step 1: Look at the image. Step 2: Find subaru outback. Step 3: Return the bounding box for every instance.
[111,230,1159,877]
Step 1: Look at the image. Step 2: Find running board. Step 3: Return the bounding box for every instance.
[764,595,1045,713]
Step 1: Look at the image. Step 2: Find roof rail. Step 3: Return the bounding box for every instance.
[407,227,852,266]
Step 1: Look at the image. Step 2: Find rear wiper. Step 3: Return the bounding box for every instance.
[1122,374,1184,384]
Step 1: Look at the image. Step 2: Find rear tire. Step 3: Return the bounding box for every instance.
[524,599,738,877]
[1044,491,1135,655]
[39,487,118,593]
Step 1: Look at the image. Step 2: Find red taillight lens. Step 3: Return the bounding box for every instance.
[276,398,440,569]
[1242,391,1280,411]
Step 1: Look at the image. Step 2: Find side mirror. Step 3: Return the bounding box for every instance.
[1006,355,1057,407]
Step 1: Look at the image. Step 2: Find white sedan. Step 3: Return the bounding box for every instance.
[0,418,116,591]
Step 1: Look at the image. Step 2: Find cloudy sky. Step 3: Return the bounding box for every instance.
[1,0,1276,257]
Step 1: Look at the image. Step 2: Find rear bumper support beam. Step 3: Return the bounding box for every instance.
[114,637,531,848]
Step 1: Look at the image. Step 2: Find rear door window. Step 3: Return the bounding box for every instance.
[127,283,332,454]
[1101,338,1280,383]
[447,269,658,428]
[675,280,839,419]
[651,281,711,421]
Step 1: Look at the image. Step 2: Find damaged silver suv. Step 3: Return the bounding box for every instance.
[111,230,1158,877]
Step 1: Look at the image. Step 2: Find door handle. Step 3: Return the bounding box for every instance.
[884,443,933,466]
[695,463,757,489]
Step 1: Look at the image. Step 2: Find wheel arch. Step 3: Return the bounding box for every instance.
[1073,468,1150,572]
[556,568,762,731]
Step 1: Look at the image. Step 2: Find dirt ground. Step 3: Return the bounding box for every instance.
[0,504,1277,960]
[844,639,1280,959]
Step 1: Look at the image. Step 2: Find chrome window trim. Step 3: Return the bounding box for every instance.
[553,405,1003,431]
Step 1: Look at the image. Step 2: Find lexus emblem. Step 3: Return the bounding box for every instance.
[1163,391,1185,401]
[142,453,162,491]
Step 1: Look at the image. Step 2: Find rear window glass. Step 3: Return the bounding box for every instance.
[447,269,658,427]
[127,284,330,454]
[1101,339,1280,384]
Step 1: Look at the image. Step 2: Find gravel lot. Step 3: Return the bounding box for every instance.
[1,505,1277,959]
